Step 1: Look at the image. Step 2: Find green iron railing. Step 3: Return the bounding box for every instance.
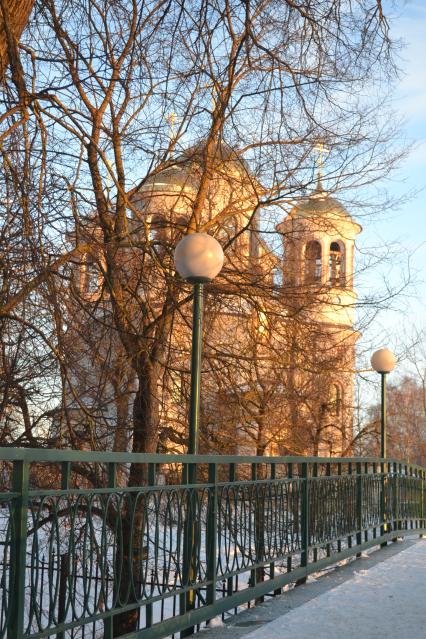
[0,448,424,638]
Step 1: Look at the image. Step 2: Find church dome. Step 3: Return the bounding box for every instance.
[139,165,199,191]
[289,188,350,220]
[278,182,362,236]
[135,140,251,196]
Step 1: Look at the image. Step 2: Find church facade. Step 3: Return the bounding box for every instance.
[60,145,361,458]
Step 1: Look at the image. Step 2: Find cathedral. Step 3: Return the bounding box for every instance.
[61,143,361,458]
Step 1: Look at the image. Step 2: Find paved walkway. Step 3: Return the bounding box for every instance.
[201,537,426,639]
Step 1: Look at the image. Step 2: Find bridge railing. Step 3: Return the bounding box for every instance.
[0,449,424,638]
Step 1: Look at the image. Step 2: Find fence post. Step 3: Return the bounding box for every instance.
[270,463,281,595]
[206,463,218,614]
[227,463,236,600]
[57,553,69,639]
[397,462,402,534]
[380,459,387,546]
[250,463,259,597]
[346,463,353,550]
[181,461,198,638]
[297,462,309,586]
[145,463,156,630]
[8,460,29,639]
[364,461,369,544]
[57,462,71,639]
[356,461,362,553]
[312,463,318,564]
[103,462,116,639]
[337,463,342,552]
[326,463,331,558]
[287,462,294,572]
[391,462,398,542]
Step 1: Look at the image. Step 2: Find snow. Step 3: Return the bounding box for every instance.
[206,616,225,628]
[242,541,426,639]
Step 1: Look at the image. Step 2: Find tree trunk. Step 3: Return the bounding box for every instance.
[113,365,160,637]
[0,0,34,73]
[254,430,266,600]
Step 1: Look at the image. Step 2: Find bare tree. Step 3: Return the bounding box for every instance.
[0,1,408,633]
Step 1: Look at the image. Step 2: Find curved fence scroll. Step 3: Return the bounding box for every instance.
[0,449,424,638]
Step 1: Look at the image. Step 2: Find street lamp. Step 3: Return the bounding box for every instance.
[174,233,224,635]
[174,233,224,453]
[371,347,396,545]
[371,348,397,458]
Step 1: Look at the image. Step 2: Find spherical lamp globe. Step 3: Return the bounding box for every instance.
[174,233,224,283]
[371,348,397,374]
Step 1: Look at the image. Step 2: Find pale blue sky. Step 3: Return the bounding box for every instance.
[357,1,426,374]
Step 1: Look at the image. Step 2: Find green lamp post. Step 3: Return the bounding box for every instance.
[174,233,224,636]
[371,347,397,458]
[371,347,396,544]
[174,232,224,454]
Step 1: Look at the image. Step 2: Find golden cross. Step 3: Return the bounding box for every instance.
[166,112,177,140]
[313,142,330,179]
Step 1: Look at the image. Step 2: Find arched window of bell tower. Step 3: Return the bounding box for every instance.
[329,383,342,416]
[273,266,283,289]
[149,214,168,243]
[81,253,101,298]
[329,241,345,287]
[304,240,322,283]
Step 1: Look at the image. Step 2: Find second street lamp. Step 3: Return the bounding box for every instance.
[371,347,397,458]
[174,232,224,454]
[371,347,396,546]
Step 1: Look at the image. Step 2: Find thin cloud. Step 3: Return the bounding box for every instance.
[394,5,426,125]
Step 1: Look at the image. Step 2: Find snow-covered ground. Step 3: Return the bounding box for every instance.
[242,540,426,639]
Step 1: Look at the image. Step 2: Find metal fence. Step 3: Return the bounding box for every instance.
[0,448,424,639]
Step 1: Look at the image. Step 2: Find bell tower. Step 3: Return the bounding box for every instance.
[277,184,362,456]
